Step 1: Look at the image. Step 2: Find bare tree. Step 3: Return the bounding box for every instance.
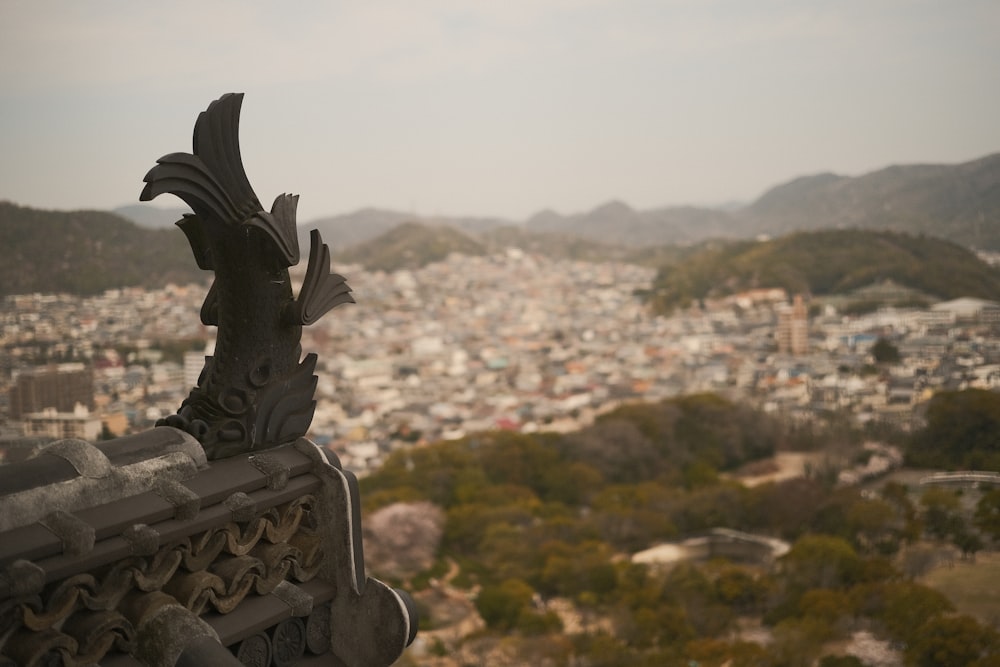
[364,501,446,580]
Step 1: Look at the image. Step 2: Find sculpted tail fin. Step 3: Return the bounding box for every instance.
[243,193,300,267]
[286,230,354,326]
[140,94,261,225]
[141,93,300,267]
[189,93,262,221]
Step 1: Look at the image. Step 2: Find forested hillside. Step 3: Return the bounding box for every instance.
[331,221,487,271]
[744,153,1000,247]
[360,392,1000,666]
[0,202,203,296]
[649,229,1000,314]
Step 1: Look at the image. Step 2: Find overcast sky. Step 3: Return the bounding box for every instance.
[2,1,998,223]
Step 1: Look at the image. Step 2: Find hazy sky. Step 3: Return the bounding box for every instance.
[2,1,998,223]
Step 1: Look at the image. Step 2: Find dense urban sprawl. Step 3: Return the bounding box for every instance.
[3,249,1000,473]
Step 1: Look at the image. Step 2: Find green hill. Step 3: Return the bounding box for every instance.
[333,221,487,271]
[745,154,1000,247]
[649,229,1000,313]
[359,393,1000,665]
[0,201,204,297]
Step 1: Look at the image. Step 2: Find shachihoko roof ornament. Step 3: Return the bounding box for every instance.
[140,93,354,460]
[0,94,417,667]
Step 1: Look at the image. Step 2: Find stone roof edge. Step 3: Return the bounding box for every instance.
[0,429,205,533]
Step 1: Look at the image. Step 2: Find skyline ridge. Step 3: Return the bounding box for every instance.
[3,2,997,222]
[88,148,1000,224]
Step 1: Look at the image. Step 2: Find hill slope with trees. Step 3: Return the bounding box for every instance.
[302,207,510,253]
[0,201,203,296]
[744,153,1000,246]
[331,221,487,271]
[648,229,1000,314]
[360,392,1000,666]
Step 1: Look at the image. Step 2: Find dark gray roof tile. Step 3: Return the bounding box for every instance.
[0,453,78,495]
[181,455,270,507]
[204,579,334,648]
[154,478,202,521]
[76,490,175,542]
[121,523,160,557]
[36,535,131,584]
[98,427,206,469]
[42,439,112,478]
[38,510,94,557]
[0,433,204,533]
[0,524,62,567]
[0,559,45,599]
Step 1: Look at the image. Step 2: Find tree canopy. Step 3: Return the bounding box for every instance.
[358,391,1000,665]
[648,229,1000,314]
[908,389,1000,470]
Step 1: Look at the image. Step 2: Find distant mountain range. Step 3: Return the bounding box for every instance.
[3,151,999,296]
[742,153,1000,244]
[295,152,1000,251]
[114,152,1000,251]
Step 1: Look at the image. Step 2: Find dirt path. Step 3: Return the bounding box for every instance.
[729,452,822,487]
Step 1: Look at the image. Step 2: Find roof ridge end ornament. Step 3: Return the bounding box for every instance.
[140,93,354,460]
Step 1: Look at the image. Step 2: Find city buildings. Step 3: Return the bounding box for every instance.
[8,363,93,419]
[3,249,1000,474]
[21,404,102,441]
[776,294,809,355]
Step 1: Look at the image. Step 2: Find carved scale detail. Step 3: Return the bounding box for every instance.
[140,93,353,459]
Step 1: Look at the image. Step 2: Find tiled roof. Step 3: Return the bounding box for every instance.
[0,429,416,667]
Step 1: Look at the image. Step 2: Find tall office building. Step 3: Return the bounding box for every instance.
[22,405,103,441]
[777,295,809,355]
[8,363,94,420]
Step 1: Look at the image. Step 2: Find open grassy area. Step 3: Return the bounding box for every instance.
[920,551,1000,627]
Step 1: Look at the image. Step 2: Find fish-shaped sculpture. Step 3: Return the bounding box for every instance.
[140,93,353,459]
